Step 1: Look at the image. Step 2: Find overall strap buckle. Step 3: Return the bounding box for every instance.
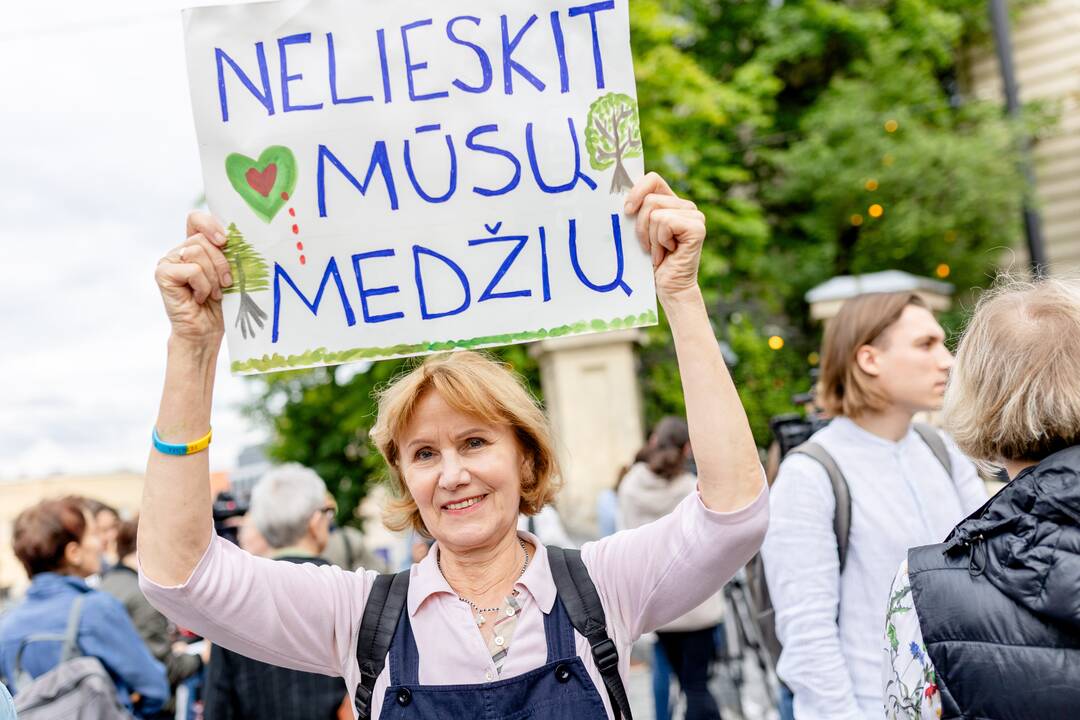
[591,637,620,673]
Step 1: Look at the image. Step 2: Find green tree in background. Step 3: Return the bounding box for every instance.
[630,0,784,437]
[755,0,1035,327]
[249,0,1042,522]
[639,0,1037,444]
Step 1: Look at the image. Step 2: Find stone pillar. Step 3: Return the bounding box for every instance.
[530,330,645,536]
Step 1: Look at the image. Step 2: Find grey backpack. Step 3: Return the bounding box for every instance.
[746,422,953,668]
[11,595,130,719]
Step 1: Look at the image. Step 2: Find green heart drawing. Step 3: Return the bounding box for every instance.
[225,145,297,223]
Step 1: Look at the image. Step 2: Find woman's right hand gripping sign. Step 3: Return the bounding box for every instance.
[154,213,233,346]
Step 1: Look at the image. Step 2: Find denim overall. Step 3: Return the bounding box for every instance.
[377,596,609,720]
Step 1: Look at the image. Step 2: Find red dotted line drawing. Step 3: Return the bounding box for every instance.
[281,191,304,265]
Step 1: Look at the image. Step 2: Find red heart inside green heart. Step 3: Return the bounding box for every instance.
[245,165,277,197]
[226,146,297,223]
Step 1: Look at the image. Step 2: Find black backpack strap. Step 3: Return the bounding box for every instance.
[913,422,953,478]
[790,441,852,572]
[353,570,410,720]
[342,526,355,570]
[547,546,633,720]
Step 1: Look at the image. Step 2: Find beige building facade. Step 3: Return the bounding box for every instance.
[0,473,146,599]
[965,0,1080,271]
[0,471,235,600]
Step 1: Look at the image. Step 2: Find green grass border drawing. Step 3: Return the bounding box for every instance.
[231,309,659,374]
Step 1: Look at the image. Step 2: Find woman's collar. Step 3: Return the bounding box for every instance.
[407,531,557,617]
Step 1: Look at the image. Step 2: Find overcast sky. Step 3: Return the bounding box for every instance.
[0,0,268,479]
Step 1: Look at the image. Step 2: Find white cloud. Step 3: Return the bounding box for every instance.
[0,1,269,479]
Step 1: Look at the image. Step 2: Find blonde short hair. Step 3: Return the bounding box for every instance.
[944,276,1080,463]
[370,351,561,537]
[817,292,928,418]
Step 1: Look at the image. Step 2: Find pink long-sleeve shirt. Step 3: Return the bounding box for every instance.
[140,488,767,719]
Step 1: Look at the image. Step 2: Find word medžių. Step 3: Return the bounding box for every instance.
[269,213,634,343]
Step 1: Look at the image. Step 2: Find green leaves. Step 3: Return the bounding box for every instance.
[251,363,400,526]
[584,93,643,171]
[584,92,643,192]
[222,223,270,295]
[768,44,1029,295]
[244,0,1045,515]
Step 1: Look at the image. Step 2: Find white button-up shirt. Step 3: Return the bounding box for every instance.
[761,417,987,719]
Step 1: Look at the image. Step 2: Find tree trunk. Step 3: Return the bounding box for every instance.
[610,159,633,193]
[608,111,634,194]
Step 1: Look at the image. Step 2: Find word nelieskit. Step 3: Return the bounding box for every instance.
[214,2,618,122]
[270,213,632,343]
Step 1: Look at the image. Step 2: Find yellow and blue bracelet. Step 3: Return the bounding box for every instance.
[152,427,213,456]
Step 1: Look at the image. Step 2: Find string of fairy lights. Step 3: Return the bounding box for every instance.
[849,118,953,281]
[765,117,953,358]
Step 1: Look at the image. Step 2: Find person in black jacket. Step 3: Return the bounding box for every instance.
[203,465,348,720]
[882,276,1080,720]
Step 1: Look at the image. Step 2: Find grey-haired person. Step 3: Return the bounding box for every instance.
[883,277,1080,720]
[203,464,349,720]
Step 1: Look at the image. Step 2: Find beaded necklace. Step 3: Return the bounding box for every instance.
[437,537,530,627]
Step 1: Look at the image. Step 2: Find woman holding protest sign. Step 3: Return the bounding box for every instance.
[138,171,767,720]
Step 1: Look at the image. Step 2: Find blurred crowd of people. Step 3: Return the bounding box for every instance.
[607,279,1080,720]
[0,467,390,720]
[3,278,1079,720]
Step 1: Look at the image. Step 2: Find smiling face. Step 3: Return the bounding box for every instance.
[397,390,526,554]
[857,305,954,414]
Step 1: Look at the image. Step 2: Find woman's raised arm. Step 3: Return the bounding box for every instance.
[139,212,232,585]
[624,173,764,512]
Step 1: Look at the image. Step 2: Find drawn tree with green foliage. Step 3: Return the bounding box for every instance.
[585,92,643,193]
[222,223,270,339]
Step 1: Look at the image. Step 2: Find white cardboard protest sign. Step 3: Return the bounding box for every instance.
[183,0,655,375]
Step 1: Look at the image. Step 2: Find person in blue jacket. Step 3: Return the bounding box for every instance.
[0,496,168,717]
